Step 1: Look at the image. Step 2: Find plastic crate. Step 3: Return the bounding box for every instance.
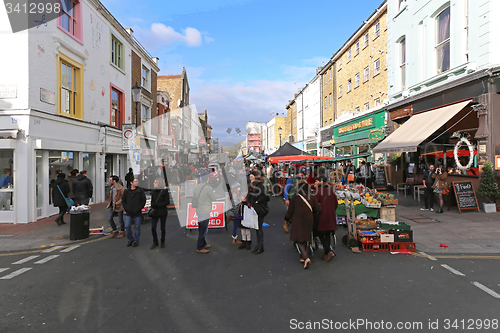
[377,221,411,231]
[390,242,416,252]
[361,242,390,251]
[336,217,347,225]
[391,230,413,242]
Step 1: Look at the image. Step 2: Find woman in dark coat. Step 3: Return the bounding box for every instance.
[52,173,70,226]
[150,178,170,249]
[314,175,338,261]
[284,181,321,268]
[247,171,269,254]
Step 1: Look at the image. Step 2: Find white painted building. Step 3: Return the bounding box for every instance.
[302,74,322,155]
[0,0,158,223]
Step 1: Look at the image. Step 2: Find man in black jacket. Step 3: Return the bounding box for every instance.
[72,170,93,205]
[421,164,435,211]
[122,178,146,247]
[125,168,134,189]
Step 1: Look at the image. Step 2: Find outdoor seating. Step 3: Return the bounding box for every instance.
[396,178,414,197]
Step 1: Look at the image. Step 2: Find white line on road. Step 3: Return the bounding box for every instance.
[42,246,63,253]
[419,251,437,261]
[441,264,466,276]
[60,245,80,253]
[0,268,32,280]
[472,282,500,299]
[0,268,9,273]
[34,255,59,264]
[12,256,40,265]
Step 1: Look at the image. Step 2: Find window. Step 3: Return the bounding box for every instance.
[338,85,343,97]
[325,121,328,126]
[364,103,369,111]
[329,93,332,105]
[374,58,381,75]
[355,73,360,87]
[400,37,406,89]
[141,105,149,123]
[347,79,352,92]
[57,53,83,119]
[338,58,342,70]
[436,7,450,73]
[110,85,124,128]
[364,66,369,82]
[399,0,407,11]
[375,21,380,38]
[355,107,360,112]
[324,96,328,108]
[375,98,381,106]
[142,66,150,89]
[0,150,14,211]
[364,33,369,48]
[347,49,351,62]
[111,35,124,70]
[330,68,332,80]
[355,41,360,55]
[58,0,82,44]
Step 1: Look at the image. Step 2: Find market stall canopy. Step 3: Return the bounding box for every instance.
[309,153,371,163]
[373,100,472,154]
[245,155,258,161]
[268,155,333,163]
[268,142,310,157]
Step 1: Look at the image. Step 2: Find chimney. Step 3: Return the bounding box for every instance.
[125,28,134,38]
[152,57,159,65]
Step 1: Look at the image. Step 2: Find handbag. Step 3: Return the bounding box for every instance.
[57,185,74,207]
[242,205,259,229]
[313,191,328,231]
[252,201,269,216]
[148,190,163,217]
[347,173,355,182]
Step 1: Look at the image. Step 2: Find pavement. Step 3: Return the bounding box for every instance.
[1,191,499,254]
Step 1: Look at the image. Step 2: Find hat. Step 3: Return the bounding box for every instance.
[57,173,66,179]
[230,182,241,190]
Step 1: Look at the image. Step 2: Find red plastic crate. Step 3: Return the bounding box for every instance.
[390,242,416,252]
[361,242,390,251]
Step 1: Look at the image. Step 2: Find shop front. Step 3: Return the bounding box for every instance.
[319,126,334,157]
[331,109,387,167]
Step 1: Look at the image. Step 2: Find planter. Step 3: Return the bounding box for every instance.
[483,203,497,213]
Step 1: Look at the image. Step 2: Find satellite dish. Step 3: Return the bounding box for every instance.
[177,99,181,107]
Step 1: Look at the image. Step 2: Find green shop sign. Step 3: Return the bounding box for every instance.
[368,129,384,141]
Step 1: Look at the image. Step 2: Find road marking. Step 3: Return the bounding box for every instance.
[0,268,32,280]
[34,255,59,264]
[412,253,500,260]
[419,252,437,261]
[0,268,9,273]
[0,236,108,257]
[42,246,63,253]
[60,245,80,253]
[441,264,466,276]
[472,282,500,299]
[12,255,40,265]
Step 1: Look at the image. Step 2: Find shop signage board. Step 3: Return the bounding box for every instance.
[40,88,55,105]
[0,85,16,99]
[373,166,388,190]
[496,155,500,170]
[452,181,479,213]
[186,202,226,229]
[368,129,384,141]
[390,106,412,121]
[167,186,180,209]
[122,124,136,150]
[185,180,197,197]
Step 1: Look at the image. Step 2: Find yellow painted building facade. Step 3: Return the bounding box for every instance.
[319,59,335,127]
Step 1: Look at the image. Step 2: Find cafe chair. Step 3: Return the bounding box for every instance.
[396,178,414,197]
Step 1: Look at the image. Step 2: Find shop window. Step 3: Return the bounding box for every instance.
[111,34,124,71]
[57,53,83,119]
[0,150,14,211]
[36,151,43,208]
[110,85,124,128]
[49,151,75,205]
[358,144,369,154]
[58,0,83,44]
[436,6,450,73]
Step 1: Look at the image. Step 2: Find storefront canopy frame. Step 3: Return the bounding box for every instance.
[373,99,472,154]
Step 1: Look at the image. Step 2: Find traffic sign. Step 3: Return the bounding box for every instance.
[133,150,141,162]
[122,124,136,150]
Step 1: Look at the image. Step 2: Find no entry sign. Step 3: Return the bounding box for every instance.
[186,202,226,229]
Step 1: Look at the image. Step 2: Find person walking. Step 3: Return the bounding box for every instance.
[247,171,269,254]
[67,169,79,201]
[283,168,304,232]
[314,175,338,261]
[52,173,70,226]
[284,181,321,269]
[344,160,356,185]
[106,175,126,239]
[122,179,146,247]
[432,164,448,214]
[149,178,170,249]
[421,164,435,211]
[193,173,216,253]
[72,170,93,205]
[125,168,134,189]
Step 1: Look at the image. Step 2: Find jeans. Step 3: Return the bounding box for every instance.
[424,187,434,209]
[108,209,125,232]
[125,215,142,243]
[254,214,265,248]
[232,219,239,238]
[197,215,210,250]
[151,214,167,244]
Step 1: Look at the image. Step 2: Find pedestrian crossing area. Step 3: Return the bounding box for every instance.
[0,245,81,280]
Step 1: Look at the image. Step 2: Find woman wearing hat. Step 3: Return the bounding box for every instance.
[52,173,71,226]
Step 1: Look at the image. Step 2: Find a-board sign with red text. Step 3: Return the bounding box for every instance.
[186,202,226,229]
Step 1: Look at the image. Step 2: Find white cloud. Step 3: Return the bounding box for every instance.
[204,36,215,44]
[150,23,202,47]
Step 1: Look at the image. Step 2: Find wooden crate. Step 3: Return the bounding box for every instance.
[379,207,396,221]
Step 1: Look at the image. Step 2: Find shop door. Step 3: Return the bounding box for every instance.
[104,155,113,198]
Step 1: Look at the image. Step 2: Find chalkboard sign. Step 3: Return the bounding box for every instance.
[373,166,388,190]
[168,186,180,209]
[452,181,479,213]
[185,180,197,197]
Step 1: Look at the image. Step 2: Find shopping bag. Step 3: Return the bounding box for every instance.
[242,206,259,230]
[347,173,355,182]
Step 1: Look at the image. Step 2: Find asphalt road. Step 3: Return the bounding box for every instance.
[1,197,500,333]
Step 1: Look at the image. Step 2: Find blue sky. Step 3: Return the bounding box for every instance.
[102,0,385,144]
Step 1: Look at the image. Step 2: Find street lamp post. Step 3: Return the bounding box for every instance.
[131,82,141,130]
[278,126,282,148]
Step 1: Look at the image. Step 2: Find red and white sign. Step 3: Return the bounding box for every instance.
[186,202,225,229]
[496,155,500,170]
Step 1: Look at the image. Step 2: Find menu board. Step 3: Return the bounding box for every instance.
[185,180,197,197]
[452,181,479,213]
[373,166,388,190]
[167,186,180,209]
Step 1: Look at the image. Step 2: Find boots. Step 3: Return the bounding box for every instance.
[251,245,260,253]
[254,246,264,254]
[232,236,242,245]
[436,207,443,213]
[238,241,247,249]
[246,241,252,250]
